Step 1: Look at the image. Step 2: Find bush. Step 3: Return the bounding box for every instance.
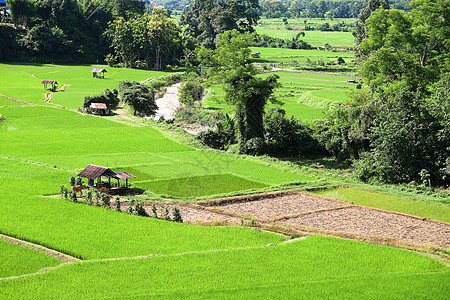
[75,177,84,186]
[264,108,320,156]
[243,137,266,156]
[83,89,119,110]
[69,176,76,187]
[85,189,93,205]
[60,185,68,199]
[69,191,77,203]
[172,206,183,223]
[195,114,236,150]
[118,81,157,117]
[179,73,204,107]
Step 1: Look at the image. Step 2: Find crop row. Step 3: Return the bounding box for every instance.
[0,236,447,298]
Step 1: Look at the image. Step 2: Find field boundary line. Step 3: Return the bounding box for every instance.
[0,94,32,105]
[83,238,304,263]
[0,155,74,172]
[0,262,73,281]
[0,234,81,262]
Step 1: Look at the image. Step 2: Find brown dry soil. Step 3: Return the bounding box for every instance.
[118,191,449,251]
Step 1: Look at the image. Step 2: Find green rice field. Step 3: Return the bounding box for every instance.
[205,71,356,121]
[0,239,62,278]
[255,28,355,48]
[0,63,164,108]
[250,47,354,65]
[313,187,450,223]
[0,63,447,298]
[0,237,448,298]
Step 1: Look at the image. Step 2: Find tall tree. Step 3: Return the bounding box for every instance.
[199,30,280,152]
[7,0,35,27]
[353,0,389,60]
[147,7,181,71]
[180,0,259,49]
[350,0,450,186]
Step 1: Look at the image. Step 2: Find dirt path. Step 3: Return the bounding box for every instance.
[154,82,181,120]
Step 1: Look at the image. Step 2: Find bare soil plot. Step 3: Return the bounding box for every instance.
[216,192,348,220]
[195,191,450,249]
[112,191,449,250]
[287,206,450,248]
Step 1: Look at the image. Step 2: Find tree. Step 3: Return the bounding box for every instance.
[180,0,260,49]
[7,0,35,27]
[199,30,280,153]
[118,81,157,116]
[147,7,182,70]
[113,0,144,19]
[353,0,389,60]
[105,8,182,70]
[348,0,450,186]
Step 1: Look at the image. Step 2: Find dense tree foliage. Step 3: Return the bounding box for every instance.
[264,108,319,156]
[118,81,157,116]
[198,30,280,153]
[180,0,260,49]
[105,7,182,70]
[320,0,450,187]
[83,89,119,110]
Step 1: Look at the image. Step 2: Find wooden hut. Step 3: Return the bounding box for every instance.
[41,80,58,91]
[115,172,136,187]
[90,103,110,115]
[78,164,118,187]
[90,68,107,79]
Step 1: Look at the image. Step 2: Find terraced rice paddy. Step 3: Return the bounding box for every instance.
[0,63,448,298]
[205,71,357,121]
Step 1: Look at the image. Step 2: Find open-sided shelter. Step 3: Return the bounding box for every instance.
[78,164,118,187]
[41,80,58,91]
[90,68,107,79]
[115,172,136,187]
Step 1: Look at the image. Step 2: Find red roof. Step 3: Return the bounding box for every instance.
[90,68,107,73]
[41,80,58,84]
[90,103,107,109]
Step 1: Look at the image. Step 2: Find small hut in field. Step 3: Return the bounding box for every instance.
[90,68,107,79]
[77,164,136,189]
[90,103,110,115]
[115,172,136,188]
[41,80,58,91]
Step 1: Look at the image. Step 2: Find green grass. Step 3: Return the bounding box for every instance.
[1,63,448,299]
[0,63,165,108]
[0,236,447,298]
[0,159,284,260]
[136,174,269,198]
[258,17,357,28]
[255,28,355,48]
[0,239,62,278]
[313,187,450,223]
